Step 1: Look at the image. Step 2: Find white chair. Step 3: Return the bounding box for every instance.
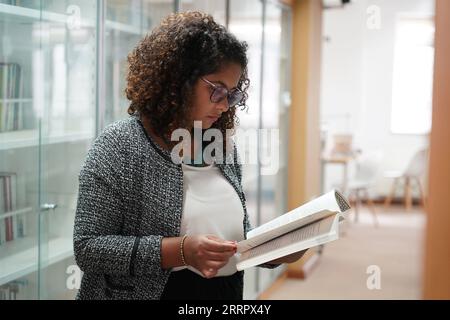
[384,148,429,211]
[346,151,382,227]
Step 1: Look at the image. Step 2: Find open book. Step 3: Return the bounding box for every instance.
[235,189,351,271]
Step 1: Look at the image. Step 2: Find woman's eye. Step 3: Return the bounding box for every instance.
[218,86,228,94]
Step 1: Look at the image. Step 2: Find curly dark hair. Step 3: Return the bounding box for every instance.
[126,11,249,146]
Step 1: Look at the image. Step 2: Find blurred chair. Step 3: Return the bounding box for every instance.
[384,148,429,211]
[321,133,358,194]
[347,151,382,227]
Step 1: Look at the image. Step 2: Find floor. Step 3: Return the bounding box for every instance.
[263,205,426,300]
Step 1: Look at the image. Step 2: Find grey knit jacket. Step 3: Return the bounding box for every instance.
[73,113,276,300]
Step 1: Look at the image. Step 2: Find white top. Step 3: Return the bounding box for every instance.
[173,162,245,277]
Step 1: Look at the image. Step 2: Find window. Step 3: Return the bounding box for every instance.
[391,16,435,135]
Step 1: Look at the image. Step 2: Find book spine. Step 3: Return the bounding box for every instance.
[10,174,20,239]
[0,64,5,132]
[0,173,27,244]
[17,174,26,237]
[5,175,13,241]
[0,218,5,245]
[0,63,22,132]
[2,174,17,242]
[0,177,4,245]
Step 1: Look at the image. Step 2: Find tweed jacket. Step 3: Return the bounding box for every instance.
[73,113,274,300]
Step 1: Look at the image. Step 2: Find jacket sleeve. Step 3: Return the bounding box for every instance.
[73,169,166,277]
[73,130,168,277]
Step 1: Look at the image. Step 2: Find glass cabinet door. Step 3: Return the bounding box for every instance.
[0,0,97,300]
[104,0,144,125]
[260,1,282,229]
[0,0,176,300]
[0,0,293,300]
[229,0,263,300]
[259,0,291,294]
[0,0,49,300]
[38,0,98,299]
[103,0,173,127]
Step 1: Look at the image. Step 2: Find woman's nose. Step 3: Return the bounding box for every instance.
[216,98,229,112]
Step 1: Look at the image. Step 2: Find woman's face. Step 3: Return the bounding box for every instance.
[190,62,243,129]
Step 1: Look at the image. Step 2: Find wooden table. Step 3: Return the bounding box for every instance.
[321,155,354,193]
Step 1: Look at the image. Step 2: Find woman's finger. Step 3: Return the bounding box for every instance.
[204,236,236,252]
[206,260,227,270]
[205,249,236,261]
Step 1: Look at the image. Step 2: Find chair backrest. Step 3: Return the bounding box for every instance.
[404,148,429,177]
[352,151,383,185]
[331,134,353,156]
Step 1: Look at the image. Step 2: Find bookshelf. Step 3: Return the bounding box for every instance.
[0,236,73,286]
[1,0,293,302]
[0,3,142,35]
[0,0,98,300]
[0,0,174,300]
[0,129,93,150]
[0,3,94,26]
[0,207,32,222]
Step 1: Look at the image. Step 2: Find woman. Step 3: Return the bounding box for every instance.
[73,11,305,300]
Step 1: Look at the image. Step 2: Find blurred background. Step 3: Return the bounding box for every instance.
[0,0,448,300]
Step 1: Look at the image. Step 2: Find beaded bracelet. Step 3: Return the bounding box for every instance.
[180,235,188,266]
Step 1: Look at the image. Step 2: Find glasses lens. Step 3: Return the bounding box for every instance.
[228,90,243,107]
[211,87,228,103]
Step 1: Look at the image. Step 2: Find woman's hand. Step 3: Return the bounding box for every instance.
[266,249,308,265]
[183,235,237,278]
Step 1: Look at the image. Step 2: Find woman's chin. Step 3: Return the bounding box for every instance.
[203,118,218,128]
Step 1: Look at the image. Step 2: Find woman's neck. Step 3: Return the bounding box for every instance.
[141,117,203,162]
[141,117,171,152]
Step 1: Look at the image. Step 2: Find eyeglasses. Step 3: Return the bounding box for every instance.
[200,77,244,108]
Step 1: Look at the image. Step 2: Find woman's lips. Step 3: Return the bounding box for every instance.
[207,116,219,122]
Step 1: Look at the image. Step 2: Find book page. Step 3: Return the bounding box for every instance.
[247,190,348,239]
[236,215,340,271]
[237,210,336,253]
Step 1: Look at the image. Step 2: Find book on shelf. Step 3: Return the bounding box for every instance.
[0,280,28,301]
[0,172,26,245]
[235,189,351,271]
[0,62,24,132]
